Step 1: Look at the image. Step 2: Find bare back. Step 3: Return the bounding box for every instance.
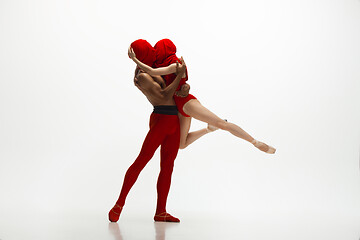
[136,73,176,106]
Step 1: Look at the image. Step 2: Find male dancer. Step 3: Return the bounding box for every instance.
[109,40,186,223]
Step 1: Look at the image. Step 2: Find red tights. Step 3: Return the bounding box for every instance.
[116,112,180,214]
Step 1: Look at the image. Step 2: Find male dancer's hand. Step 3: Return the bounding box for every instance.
[134,66,141,76]
[175,83,190,97]
[133,75,140,88]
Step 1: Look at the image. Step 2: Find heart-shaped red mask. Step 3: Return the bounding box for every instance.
[154,39,179,68]
[130,39,156,67]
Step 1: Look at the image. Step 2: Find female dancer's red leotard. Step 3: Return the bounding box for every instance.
[154,39,197,117]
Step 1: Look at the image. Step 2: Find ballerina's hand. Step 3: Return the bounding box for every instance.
[176,56,186,75]
[128,46,136,60]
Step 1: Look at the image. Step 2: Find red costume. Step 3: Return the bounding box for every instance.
[109,40,180,222]
[154,39,197,117]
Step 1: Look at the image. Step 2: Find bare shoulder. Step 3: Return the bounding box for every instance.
[137,72,153,82]
[136,72,154,87]
[136,72,162,93]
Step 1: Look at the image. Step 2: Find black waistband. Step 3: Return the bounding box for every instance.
[153,105,178,115]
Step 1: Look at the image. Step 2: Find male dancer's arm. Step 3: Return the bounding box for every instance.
[152,75,166,88]
[153,75,189,97]
[135,67,166,88]
[139,68,189,97]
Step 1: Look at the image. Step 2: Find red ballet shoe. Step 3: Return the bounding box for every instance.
[109,204,123,222]
[154,212,180,222]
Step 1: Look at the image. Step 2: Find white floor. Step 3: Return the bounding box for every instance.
[0,210,359,240]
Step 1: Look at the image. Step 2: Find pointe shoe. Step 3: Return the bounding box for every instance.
[154,212,180,222]
[207,119,227,132]
[109,204,123,222]
[251,139,276,154]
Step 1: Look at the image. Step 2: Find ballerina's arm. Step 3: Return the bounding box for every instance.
[128,46,177,76]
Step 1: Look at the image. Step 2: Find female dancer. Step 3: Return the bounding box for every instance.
[128,39,275,154]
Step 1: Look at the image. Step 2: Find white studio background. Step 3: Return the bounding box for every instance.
[0,0,360,238]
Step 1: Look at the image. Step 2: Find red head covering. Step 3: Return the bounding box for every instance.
[154,39,180,68]
[154,39,188,86]
[130,39,155,67]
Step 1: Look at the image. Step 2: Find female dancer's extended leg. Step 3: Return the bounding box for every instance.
[182,99,275,153]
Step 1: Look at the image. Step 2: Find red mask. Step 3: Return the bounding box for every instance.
[154,39,179,68]
[130,39,155,67]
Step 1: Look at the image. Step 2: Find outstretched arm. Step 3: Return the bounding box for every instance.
[128,46,177,76]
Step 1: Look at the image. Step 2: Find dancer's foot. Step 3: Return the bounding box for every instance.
[154,212,180,222]
[251,139,276,154]
[109,204,123,222]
